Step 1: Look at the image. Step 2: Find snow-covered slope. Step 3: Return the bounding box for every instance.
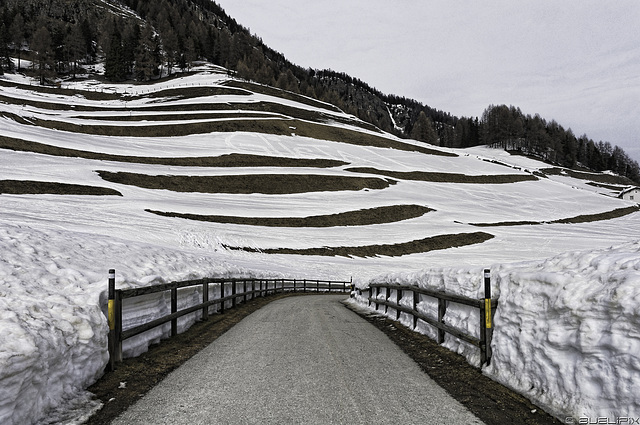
[1,67,639,423]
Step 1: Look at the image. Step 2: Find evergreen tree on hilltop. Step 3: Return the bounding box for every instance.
[410,111,439,145]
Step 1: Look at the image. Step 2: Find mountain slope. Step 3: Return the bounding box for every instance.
[2,0,638,184]
[1,66,640,424]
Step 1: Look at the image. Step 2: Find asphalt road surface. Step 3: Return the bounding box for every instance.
[112,295,484,424]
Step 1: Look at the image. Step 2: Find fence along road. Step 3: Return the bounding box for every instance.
[112,295,484,424]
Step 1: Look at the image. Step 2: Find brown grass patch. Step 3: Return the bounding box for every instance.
[82,112,285,122]
[542,167,635,186]
[4,109,455,156]
[586,181,627,191]
[133,86,252,99]
[0,78,122,101]
[227,232,494,258]
[470,205,640,226]
[347,167,538,184]
[223,80,344,113]
[0,180,122,196]
[97,170,395,194]
[0,135,347,168]
[146,204,433,227]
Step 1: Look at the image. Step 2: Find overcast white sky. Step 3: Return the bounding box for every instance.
[215,0,640,162]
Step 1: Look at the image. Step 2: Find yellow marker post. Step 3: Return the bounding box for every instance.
[107,269,116,370]
[485,298,492,328]
[483,268,493,365]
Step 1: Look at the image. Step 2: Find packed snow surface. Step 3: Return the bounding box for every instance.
[1,69,639,423]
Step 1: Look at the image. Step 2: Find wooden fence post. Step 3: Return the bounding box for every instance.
[437,298,446,344]
[171,287,178,337]
[384,286,389,314]
[220,282,225,313]
[232,279,237,308]
[202,279,209,321]
[396,287,401,320]
[412,289,418,330]
[374,286,379,311]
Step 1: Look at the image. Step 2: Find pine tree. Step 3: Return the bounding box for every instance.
[65,24,86,78]
[10,13,24,70]
[410,111,438,145]
[104,29,126,81]
[134,25,160,81]
[31,25,54,85]
[0,22,11,74]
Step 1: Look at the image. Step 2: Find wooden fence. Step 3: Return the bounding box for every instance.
[354,269,497,366]
[107,269,352,370]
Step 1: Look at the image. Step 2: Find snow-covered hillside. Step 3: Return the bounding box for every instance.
[1,67,639,423]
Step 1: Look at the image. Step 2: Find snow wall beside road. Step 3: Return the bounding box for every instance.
[351,240,640,421]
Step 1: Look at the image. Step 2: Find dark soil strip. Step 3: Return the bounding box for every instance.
[0,136,347,168]
[585,181,626,191]
[0,180,122,196]
[223,80,345,113]
[4,110,455,157]
[541,167,635,186]
[347,167,538,184]
[145,204,434,227]
[97,170,395,194]
[132,85,253,99]
[345,304,561,424]
[227,232,494,258]
[0,79,122,101]
[0,92,356,129]
[0,76,250,102]
[82,112,286,121]
[471,205,640,227]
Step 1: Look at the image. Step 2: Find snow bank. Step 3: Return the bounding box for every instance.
[0,223,269,425]
[353,241,640,420]
[488,241,640,419]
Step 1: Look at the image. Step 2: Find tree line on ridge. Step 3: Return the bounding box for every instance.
[0,0,637,183]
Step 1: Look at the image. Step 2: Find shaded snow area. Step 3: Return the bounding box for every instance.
[351,241,640,420]
[1,69,639,423]
[0,223,276,425]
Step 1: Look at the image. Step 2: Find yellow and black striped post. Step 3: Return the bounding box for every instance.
[107,269,116,371]
[483,269,493,364]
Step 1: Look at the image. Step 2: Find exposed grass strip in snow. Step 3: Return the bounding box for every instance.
[0,79,121,101]
[129,85,252,99]
[77,112,286,121]
[97,170,395,194]
[2,111,454,156]
[470,205,640,226]
[542,167,635,185]
[145,204,433,227]
[226,232,494,257]
[347,167,538,184]
[223,80,344,113]
[0,180,122,196]
[0,136,347,168]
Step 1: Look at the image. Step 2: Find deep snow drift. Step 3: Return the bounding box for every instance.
[1,68,639,423]
[351,241,640,419]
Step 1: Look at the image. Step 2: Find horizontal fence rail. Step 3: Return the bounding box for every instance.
[354,269,497,366]
[107,270,352,370]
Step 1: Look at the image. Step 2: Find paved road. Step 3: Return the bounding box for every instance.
[112,295,484,424]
